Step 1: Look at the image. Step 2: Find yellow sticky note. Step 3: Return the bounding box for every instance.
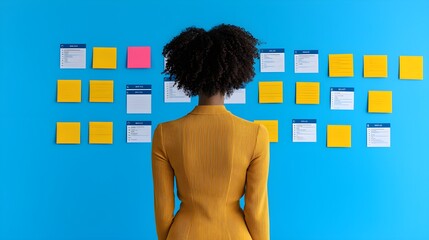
[93,47,117,69]
[327,125,351,148]
[56,122,80,144]
[400,56,423,80]
[259,81,283,103]
[254,120,278,142]
[368,90,392,113]
[57,80,81,102]
[89,122,113,144]
[296,82,320,104]
[329,54,354,77]
[90,80,114,102]
[364,55,388,78]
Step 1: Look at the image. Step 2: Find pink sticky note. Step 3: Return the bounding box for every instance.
[127,46,151,68]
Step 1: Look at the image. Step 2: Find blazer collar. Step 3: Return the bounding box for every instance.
[190,105,229,115]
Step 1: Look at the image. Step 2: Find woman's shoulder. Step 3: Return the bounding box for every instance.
[230,114,263,132]
[155,114,191,131]
[155,118,181,130]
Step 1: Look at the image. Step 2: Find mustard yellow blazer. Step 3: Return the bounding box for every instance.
[152,105,270,240]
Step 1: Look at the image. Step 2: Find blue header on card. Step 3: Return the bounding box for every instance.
[164,76,177,82]
[330,87,354,91]
[260,48,284,53]
[127,121,152,126]
[126,90,151,94]
[294,50,318,54]
[126,84,151,89]
[292,119,317,123]
[367,123,390,128]
[60,44,86,48]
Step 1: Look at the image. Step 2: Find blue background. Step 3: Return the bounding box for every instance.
[1,0,428,239]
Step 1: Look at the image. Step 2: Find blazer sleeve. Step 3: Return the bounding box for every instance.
[152,124,175,240]
[244,124,270,240]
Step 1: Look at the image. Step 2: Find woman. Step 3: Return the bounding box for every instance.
[152,24,270,240]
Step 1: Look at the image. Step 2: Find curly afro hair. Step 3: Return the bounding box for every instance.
[162,24,259,97]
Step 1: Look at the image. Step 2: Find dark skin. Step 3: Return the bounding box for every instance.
[198,92,224,105]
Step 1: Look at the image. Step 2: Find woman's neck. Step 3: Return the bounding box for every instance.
[198,92,224,105]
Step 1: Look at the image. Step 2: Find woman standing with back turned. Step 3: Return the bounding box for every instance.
[152,24,270,240]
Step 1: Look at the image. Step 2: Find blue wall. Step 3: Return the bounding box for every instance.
[1,0,428,239]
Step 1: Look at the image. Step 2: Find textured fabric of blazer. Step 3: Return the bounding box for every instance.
[152,105,270,240]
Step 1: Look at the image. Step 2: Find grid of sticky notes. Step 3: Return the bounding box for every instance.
[326,54,424,79]
[54,46,424,148]
[257,50,423,147]
[56,122,114,145]
[91,46,152,69]
[57,45,152,145]
[57,79,114,103]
